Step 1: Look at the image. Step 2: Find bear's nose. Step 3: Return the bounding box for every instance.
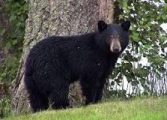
[113,47,121,53]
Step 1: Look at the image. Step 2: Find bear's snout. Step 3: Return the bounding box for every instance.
[110,38,121,53]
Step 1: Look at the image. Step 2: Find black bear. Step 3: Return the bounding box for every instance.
[24,20,130,112]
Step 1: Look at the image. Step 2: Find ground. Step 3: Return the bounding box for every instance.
[5,97,167,120]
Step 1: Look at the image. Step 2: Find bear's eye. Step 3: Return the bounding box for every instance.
[110,35,114,39]
[106,38,111,44]
[110,35,120,39]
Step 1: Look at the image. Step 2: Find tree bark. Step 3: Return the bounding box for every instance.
[12,0,114,113]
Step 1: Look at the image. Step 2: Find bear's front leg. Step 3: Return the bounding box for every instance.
[80,80,98,105]
[94,80,106,103]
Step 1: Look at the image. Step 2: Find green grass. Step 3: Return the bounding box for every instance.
[4,97,167,120]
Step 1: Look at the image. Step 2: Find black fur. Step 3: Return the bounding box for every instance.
[24,21,130,112]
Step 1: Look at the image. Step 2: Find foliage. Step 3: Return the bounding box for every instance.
[109,0,167,97]
[5,97,167,120]
[0,97,11,118]
[0,0,28,84]
[0,0,28,118]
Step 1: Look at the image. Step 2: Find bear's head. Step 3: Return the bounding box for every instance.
[96,20,130,54]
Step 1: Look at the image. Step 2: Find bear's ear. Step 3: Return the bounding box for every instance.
[98,20,107,32]
[121,21,130,31]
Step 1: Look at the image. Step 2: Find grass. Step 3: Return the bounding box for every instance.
[4,97,167,120]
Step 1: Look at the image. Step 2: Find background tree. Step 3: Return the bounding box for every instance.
[11,0,114,113]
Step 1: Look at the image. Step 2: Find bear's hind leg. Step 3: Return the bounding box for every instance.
[29,92,49,112]
[49,80,69,109]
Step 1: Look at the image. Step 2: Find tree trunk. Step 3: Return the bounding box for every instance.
[11,0,114,113]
